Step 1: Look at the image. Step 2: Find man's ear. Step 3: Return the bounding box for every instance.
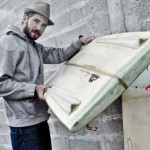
[22,14,27,25]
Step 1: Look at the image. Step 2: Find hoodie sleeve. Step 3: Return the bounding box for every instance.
[42,37,83,64]
[0,35,36,100]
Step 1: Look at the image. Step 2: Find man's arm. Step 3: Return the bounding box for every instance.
[79,35,95,45]
[42,36,95,64]
[0,36,36,100]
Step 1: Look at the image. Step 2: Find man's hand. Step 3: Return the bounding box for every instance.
[80,36,95,45]
[35,85,50,101]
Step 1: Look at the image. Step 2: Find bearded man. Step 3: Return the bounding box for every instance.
[0,1,94,150]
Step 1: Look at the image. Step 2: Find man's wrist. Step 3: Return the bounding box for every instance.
[79,35,85,45]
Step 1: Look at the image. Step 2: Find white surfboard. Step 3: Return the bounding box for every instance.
[44,32,150,132]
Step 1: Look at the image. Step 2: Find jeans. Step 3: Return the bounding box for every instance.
[10,121,52,150]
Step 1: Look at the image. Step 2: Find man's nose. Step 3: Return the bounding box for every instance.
[36,24,42,31]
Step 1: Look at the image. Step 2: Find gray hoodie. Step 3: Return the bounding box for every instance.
[0,24,83,127]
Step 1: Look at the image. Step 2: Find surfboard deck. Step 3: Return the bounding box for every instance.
[44,32,150,132]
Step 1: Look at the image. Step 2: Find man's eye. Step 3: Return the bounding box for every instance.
[42,24,47,28]
[34,19,39,23]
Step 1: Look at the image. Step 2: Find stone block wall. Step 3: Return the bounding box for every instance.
[0,0,150,150]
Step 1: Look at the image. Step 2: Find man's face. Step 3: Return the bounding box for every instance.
[23,14,48,40]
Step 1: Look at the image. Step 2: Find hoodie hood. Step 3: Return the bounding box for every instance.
[5,24,38,80]
[5,24,37,46]
[5,24,27,41]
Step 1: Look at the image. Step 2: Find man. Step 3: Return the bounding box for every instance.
[0,2,94,150]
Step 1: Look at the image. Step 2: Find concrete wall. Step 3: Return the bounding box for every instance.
[0,0,150,150]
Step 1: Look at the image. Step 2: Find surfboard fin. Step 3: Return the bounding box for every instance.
[46,87,81,114]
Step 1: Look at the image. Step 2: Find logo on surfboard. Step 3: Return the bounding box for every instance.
[89,74,100,82]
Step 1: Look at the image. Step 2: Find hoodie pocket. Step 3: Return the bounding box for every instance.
[4,98,48,119]
[21,98,48,116]
[21,98,38,116]
[5,100,28,119]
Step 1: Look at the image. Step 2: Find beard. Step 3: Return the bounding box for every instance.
[23,23,41,40]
